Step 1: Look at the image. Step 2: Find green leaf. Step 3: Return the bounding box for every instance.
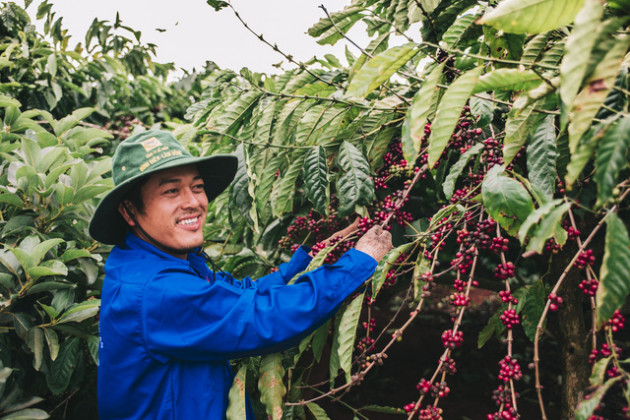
[401,63,445,165]
[481,165,534,237]
[270,149,308,218]
[61,248,92,263]
[427,66,483,169]
[413,253,431,301]
[231,147,255,226]
[336,142,374,217]
[226,365,247,420]
[469,93,494,127]
[306,403,331,420]
[347,43,419,98]
[371,243,413,299]
[86,335,99,365]
[57,299,100,324]
[27,281,74,295]
[308,6,363,46]
[0,95,21,108]
[518,199,563,242]
[46,337,80,395]
[0,409,50,420]
[589,356,611,387]
[478,306,505,348]
[559,0,605,109]
[478,0,585,34]
[472,69,542,94]
[443,143,484,199]
[526,115,557,197]
[311,320,330,364]
[521,32,551,65]
[303,146,330,216]
[503,97,547,166]
[440,10,482,50]
[568,35,630,153]
[331,292,364,383]
[565,122,610,189]
[575,376,622,420]
[43,328,59,361]
[519,280,547,342]
[258,353,286,420]
[594,115,630,207]
[25,327,44,371]
[10,237,63,271]
[55,108,95,136]
[596,213,630,328]
[526,202,571,253]
[28,260,68,282]
[206,0,229,11]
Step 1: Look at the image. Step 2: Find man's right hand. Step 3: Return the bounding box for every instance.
[355,225,393,262]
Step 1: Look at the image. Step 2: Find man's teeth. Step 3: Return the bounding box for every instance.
[179,217,198,225]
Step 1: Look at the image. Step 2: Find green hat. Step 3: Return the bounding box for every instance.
[89,130,237,245]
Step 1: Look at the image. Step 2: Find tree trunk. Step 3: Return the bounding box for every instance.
[551,247,591,420]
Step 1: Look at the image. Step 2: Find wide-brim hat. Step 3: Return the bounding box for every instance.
[89,130,238,245]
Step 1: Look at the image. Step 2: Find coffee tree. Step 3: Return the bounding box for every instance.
[191,0,630,419]
[0,2,208,418]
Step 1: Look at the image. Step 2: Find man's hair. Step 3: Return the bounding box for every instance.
[121,177,148,214]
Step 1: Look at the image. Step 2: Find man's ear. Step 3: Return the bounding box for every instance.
[118,201,136,227]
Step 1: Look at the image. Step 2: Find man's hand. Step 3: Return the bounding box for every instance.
[355,225,393,262]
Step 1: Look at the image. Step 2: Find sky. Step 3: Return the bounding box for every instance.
[28,0,372,75]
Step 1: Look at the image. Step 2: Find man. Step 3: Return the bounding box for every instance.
[89,130,392,419]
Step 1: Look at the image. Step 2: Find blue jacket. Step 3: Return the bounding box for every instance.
[98,233,377,419]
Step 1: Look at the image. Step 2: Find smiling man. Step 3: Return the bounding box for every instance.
[89,130,392,420]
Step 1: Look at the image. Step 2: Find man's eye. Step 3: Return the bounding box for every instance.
[193,184,205,191]
[164,188,178,194]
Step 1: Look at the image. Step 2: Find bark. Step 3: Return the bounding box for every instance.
[551,245,591,420]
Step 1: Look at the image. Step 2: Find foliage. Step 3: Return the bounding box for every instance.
[2,0,630,418]
[0,2,210,418]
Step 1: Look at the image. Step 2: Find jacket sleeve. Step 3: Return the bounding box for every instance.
[142,249,376,361]
[225,246,313,291]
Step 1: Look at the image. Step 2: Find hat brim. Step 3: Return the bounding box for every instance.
[89,154,238,245]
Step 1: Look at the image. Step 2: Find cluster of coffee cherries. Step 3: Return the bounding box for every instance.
[574,249,596,269]
[403,403,444,420]
[487,385,519,420]
[449,292,470,307]
[498,356,523,382]
[498,290,518,305]
[500,309,520,329]
[494,262,516,280]
[441,329,464,349]
[606,310,625,333]
[548,293,564,311]
[578,278,599,296]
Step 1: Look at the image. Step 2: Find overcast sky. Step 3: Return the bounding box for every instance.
[29,0,373,75]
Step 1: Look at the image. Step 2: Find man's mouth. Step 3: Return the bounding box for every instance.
[177,216,200,226]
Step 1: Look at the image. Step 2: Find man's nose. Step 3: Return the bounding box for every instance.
[181,188,204,207]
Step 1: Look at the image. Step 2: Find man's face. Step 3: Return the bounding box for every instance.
[126,164,208,259]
